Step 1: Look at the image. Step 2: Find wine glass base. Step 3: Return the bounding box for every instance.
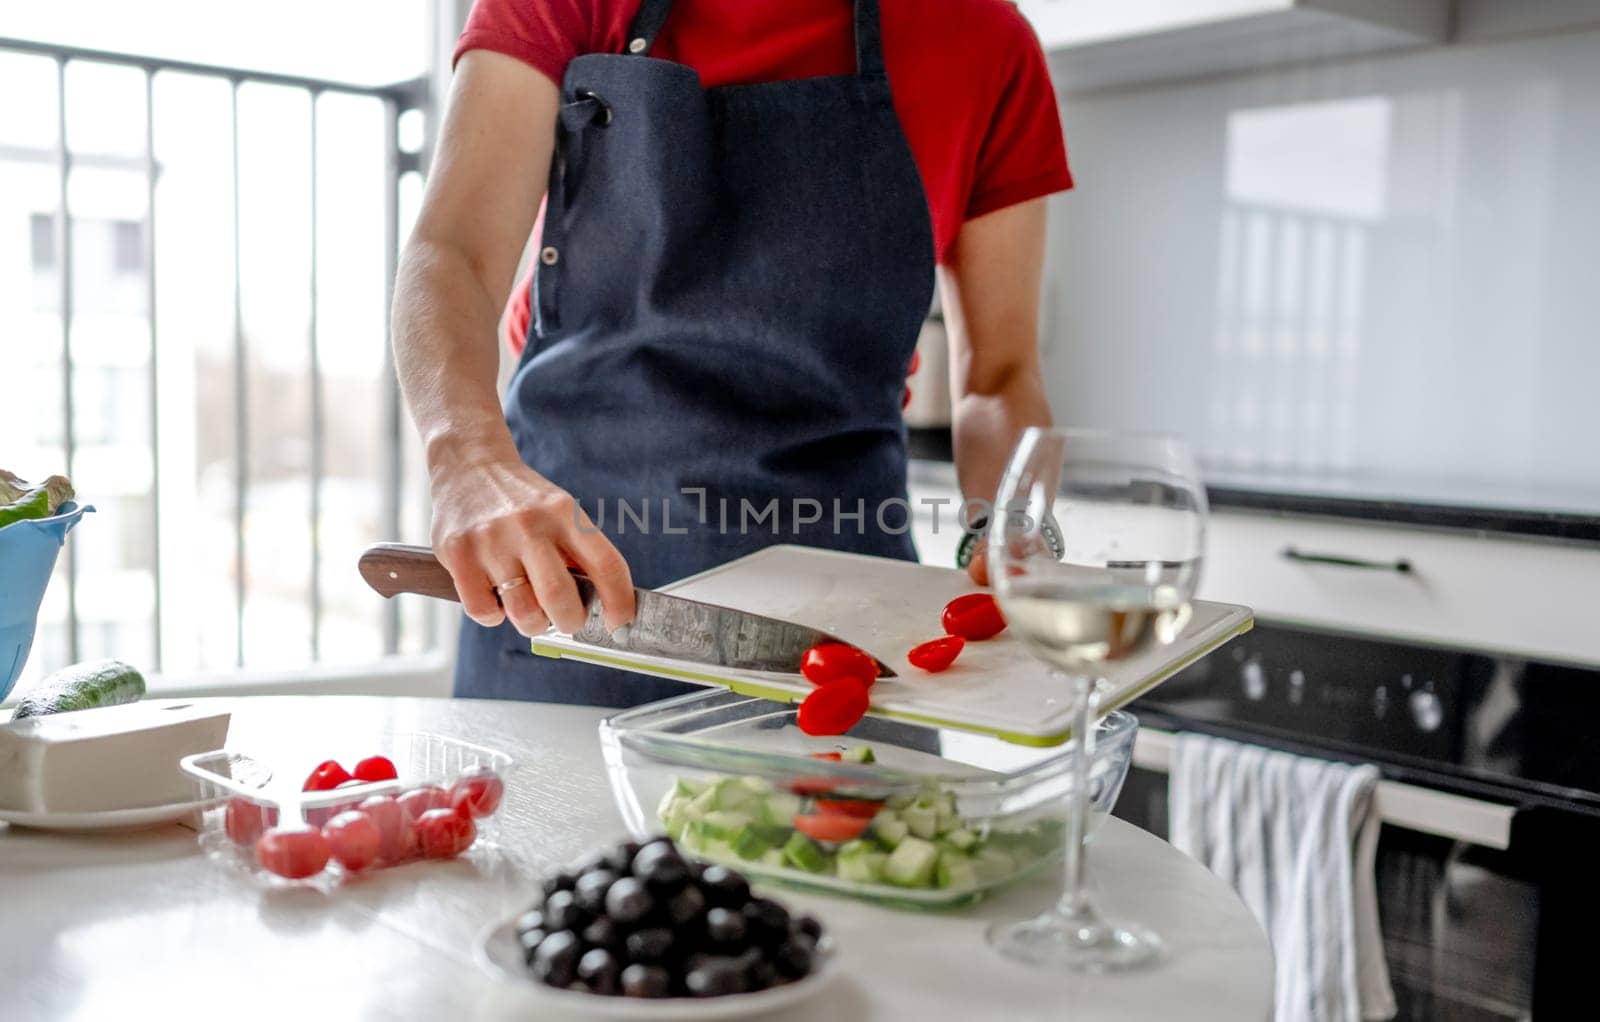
[986,912,1163,973]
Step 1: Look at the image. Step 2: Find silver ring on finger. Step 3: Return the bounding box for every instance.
[493,575,531,595]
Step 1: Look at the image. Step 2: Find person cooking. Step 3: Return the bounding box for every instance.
[393,0,1072,706]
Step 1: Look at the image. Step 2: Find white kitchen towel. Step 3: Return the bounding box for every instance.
[1170,733,1397,1022]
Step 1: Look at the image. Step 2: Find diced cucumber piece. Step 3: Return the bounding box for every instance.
[883,836,940,888]
[841,746,876,764]
[936,853,979,890]
[732,824,775,860]
[783,832,831,874]
[873,813,910,849]
[838,850,888,883]
[837,838,877,860]
[689,785,719,816]
[943,828,979,852]
[973,847,1018,884]
[901,803,938,840]
[713,778,759,812]
[659,796,695,839]
[758,791,803,828]
[700,810,753,841]
[673,777,707,798]
[885,792,915,810]
[760,848,788,868]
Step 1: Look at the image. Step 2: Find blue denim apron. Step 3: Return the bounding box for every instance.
[455,0,935,706]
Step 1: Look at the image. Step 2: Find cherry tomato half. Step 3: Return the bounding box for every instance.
[352,755,399,782]
[323,810,382,872]
[224,798,276,846]
[800,643,879,687]
[797,677,870,736]
[908,348,921,376]
[416,807,475,859]
[303,759,352,792]
[813,799,883,819]
[397,785,450,821]
[449,766,505,819]
[809,752,843,761]
[793,814,872,842]
[358,795,416,863]
[908,635,965,672]
[256,826,331,879]
[901,386,912,411]
[941,592,1007,641]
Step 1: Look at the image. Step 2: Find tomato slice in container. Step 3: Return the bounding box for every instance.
[793,814,872,842]
[352,755,398,782]
[941,592,1007,641]
[256,826,331,879]
[800,643,879,687]
[797,677,870,736]
[908,635,965,672]
[302,759,352,792]
[814,799,883,819]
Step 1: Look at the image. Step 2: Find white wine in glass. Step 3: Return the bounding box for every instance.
[985,428,1206,972]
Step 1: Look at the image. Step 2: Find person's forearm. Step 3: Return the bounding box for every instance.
[392,236,520,474]
[952,366,1052,515]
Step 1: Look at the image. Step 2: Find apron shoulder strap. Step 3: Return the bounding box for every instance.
[625,0,888,80]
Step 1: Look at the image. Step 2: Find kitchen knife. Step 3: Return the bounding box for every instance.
[358,543,897,678]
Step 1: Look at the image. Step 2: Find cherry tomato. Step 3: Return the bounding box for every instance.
[224,798,276,846]
[792,814,871,842]
[397,785,450,821]
[352,755,398,782]
[908,635,965,672]
[449,766,505,819]
[789,777,838,797]
[416,807,475,859]
[797,677,870,736]
[908,348,921,376]
[809,752,843,761]
[814,799,883,819]
[800,643,879,687]
[357,795,415,863]
[901,386,912,411]
[323,810,382,872]
[303,759,352,792]
[942,592,1007,641]
[256,826,331,879]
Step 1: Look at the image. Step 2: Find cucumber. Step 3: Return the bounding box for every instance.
[841,746,876,764]
[838,850,888,883]
[11,659,145,720]
[936,853,979,890]
[731,824,775,860]
[700,810,753,841]
[758,791,803,828]
[872,812,910,850]
[760,848,788,868]
[783,832,831,874]
[712,778,759,812]
[883,836,940,888]
[943,828,979,852]
[673,777,707,798]
[901,802,939,840]
[837,839,878,859]
[688,785,720,817]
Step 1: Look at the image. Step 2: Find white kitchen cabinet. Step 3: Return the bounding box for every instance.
[1020,0,1450,93]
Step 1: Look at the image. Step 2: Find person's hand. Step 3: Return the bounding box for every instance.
[430,455,635,637]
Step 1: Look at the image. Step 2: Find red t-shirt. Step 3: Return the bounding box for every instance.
[455,0,1073,351]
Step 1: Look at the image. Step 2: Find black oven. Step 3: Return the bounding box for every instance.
[1116,622,1600,1021]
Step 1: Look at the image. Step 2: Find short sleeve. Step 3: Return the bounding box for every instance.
[453,0,607,86]
[965,8,1073,220]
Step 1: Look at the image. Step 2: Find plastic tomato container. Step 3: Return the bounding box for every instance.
[181,732,514,887]
[600,690,1136,910]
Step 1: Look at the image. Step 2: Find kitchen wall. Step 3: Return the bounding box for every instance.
[1039,23,1600,510]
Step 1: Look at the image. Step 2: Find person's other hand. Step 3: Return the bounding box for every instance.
[430,456,634,637]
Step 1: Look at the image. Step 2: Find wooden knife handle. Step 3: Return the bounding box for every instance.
[358,543,462,601]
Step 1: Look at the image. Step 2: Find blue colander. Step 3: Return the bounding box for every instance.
[1,502,92,701]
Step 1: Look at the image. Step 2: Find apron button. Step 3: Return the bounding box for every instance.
[628,37,647,53]
[540,246,560,265]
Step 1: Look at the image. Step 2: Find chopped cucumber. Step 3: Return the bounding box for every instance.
[901,803,939,840]
[872,813,910,850]
[783,832,831,874]
[838,850,888,883]
[689,785,719,816]
[841,746,876,764]
[699,810,753,841]
[885,792,915,811]
[758,791,803,828]
[673,777,707,798]
[836,839,878,860]
[760,848,788,868]
[732,824,774,860]
[713,778,759,812]
[883,836,940,888]
[943,828,979,852]
[936,853,979,890]
[660,796,695,839]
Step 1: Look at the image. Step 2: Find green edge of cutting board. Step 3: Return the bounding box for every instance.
[530,614,1253,748]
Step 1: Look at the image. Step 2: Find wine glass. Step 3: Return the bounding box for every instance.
[985,427,1207,971]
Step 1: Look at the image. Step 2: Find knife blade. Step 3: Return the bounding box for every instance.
[357,543,897,678]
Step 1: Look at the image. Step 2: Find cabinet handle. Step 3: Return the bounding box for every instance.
[1280,546,1412,574]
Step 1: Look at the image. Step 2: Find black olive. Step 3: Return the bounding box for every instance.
[742,898,791,947]
[665,883,707,926]
[602,839,643,874]
[748,958,778,991]
[531,930,582,987]
[688,859,708,881]
[795,915,824,942]
[514,909,545,935]
[577,948,621,996]
[625,926,675,964]
[620,963,671,999]
[686,957,749,998]
[705,906,746,947]
[582,915,623,952]
[574,868,618,914]
[542,890,588,932]
[699,865,751,908]
[772,938,813,980]
[541,871,576,899]
[572,851,611,878]
[632,843,690,893]
[605,876,654,924]
[517,928,548,965]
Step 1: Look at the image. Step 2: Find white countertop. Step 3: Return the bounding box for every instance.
[0,696,1272,1021]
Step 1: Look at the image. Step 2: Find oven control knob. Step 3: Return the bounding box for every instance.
[1409,686,1443,733]
[1241,658,1266,701]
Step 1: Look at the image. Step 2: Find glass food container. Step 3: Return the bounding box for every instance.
[600,690,1137,909]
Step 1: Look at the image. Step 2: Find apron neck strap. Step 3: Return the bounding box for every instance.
[623,0,888,79]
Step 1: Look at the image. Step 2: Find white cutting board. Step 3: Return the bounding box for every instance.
[533,545,1252,746]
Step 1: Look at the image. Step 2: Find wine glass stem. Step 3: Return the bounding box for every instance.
[1059,673,1098,921]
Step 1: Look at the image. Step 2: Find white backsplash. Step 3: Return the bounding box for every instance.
[1041,25,1600,511]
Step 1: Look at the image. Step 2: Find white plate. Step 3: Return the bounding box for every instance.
[0,798,208,832]
[476,916,840,1019]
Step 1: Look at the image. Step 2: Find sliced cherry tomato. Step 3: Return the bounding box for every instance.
[908,635,965,672]
[942,592,1007,641]
[800,643,879,687]
[449,765,505,819]
[397,785,450,821]
[323,810,382,872]
[908,348,921,376]
[789,777,838,797]
[352,755,399,782]
[814,799,883,819]
[416,807,475,859]
[255,826,331,879]
[793,814,872,842]
[797,677,870,736]
[302,759,352,792]
[224,798,276,846]
[809,752,843,761]
[901,386,912,411]
[357,795,415,863]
